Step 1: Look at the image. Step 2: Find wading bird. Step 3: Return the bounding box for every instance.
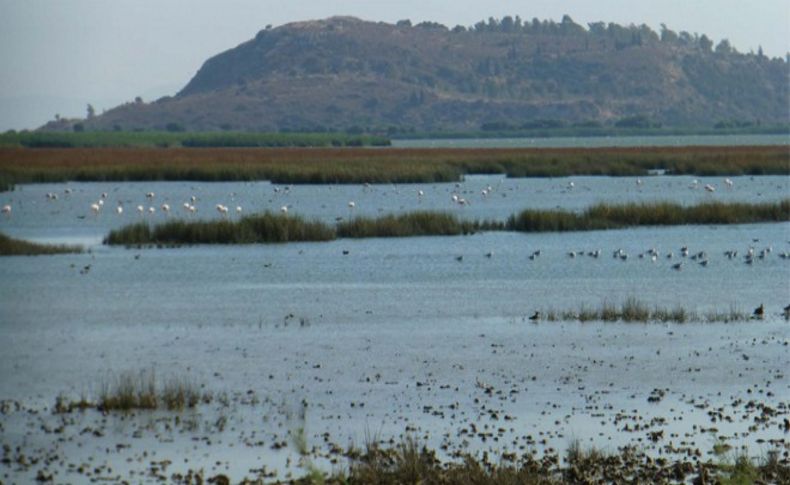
[752,304,764,320]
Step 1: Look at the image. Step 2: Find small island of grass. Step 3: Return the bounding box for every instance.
[0,232,82,256]
[104,199,790,246]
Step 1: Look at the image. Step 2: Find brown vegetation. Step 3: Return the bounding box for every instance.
[1,145,787,189]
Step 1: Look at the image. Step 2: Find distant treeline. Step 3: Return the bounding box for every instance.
[0,131,390,149]
[403,15,787,60]
[468,118,789,138]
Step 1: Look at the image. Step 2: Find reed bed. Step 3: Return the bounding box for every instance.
[337,212,503,238]
[507,200,790,232]
[105,199,790,246]
[104,212,335,245]
[1,145,786,190]
[541,298,749,323]
[0,232,82,256]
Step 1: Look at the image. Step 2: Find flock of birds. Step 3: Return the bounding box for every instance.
[0,175,759,221]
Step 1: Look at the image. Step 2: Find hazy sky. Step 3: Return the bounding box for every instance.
[1,0,788,130]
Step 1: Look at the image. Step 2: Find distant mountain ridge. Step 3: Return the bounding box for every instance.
[70,16,789,133]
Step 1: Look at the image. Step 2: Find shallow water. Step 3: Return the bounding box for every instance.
[0,176,789,482]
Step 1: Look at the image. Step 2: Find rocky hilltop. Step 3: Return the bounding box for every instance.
[79,16,788,132]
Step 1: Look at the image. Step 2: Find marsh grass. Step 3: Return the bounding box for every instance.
[507,200,790,232]
[1,145,787,190]
[337,212,502,238]
[104,212,335,245]
[105,199,789,246]
[0,232,82,256]
[96,370,204,412]
[538,299,752,323]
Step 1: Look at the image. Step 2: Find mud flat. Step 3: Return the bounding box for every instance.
[1,317,787,482]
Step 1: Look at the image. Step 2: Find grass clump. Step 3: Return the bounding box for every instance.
[337,212,501,238]
[0,232,82,256]
[537,299,752,323]
[104,212,335,245]
[97,369,204,412]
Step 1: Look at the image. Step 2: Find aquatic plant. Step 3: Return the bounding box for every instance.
[337,212,502,238]
[0,232,82,256]
[104,212,335,245]
[507,200,790,232]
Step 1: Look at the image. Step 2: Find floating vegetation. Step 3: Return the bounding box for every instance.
[0,232,82,256]
[1,145,787,190]
[540,298,749,323]
[507,200,790,232]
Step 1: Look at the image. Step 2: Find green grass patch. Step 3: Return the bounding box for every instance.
[0,232,82,256]
[104,212,335,245]
[337,212,503,238]
[507,200,790,232]
[105,199,790,246]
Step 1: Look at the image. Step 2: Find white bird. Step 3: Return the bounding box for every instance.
[116,205,123,215]
[137,205,144,214]
[2,204,11,215]
[567,181,575,189]
[704,184,716,192]
[97,199,104,206]
[417,190,424,197]
[183,202,191,211]
[145,192,155,199]
[90,203,101,214]
[348,201,356,209]
[724,178,733,188]
[280,205,288,214]
[236,206,242,213]
[216,204,228,215]
[188,205,197,213]
[148,206,155,214]
[161,203,170,213]
[636,178,643,186]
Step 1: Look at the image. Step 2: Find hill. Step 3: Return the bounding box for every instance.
[68,16,789,133]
